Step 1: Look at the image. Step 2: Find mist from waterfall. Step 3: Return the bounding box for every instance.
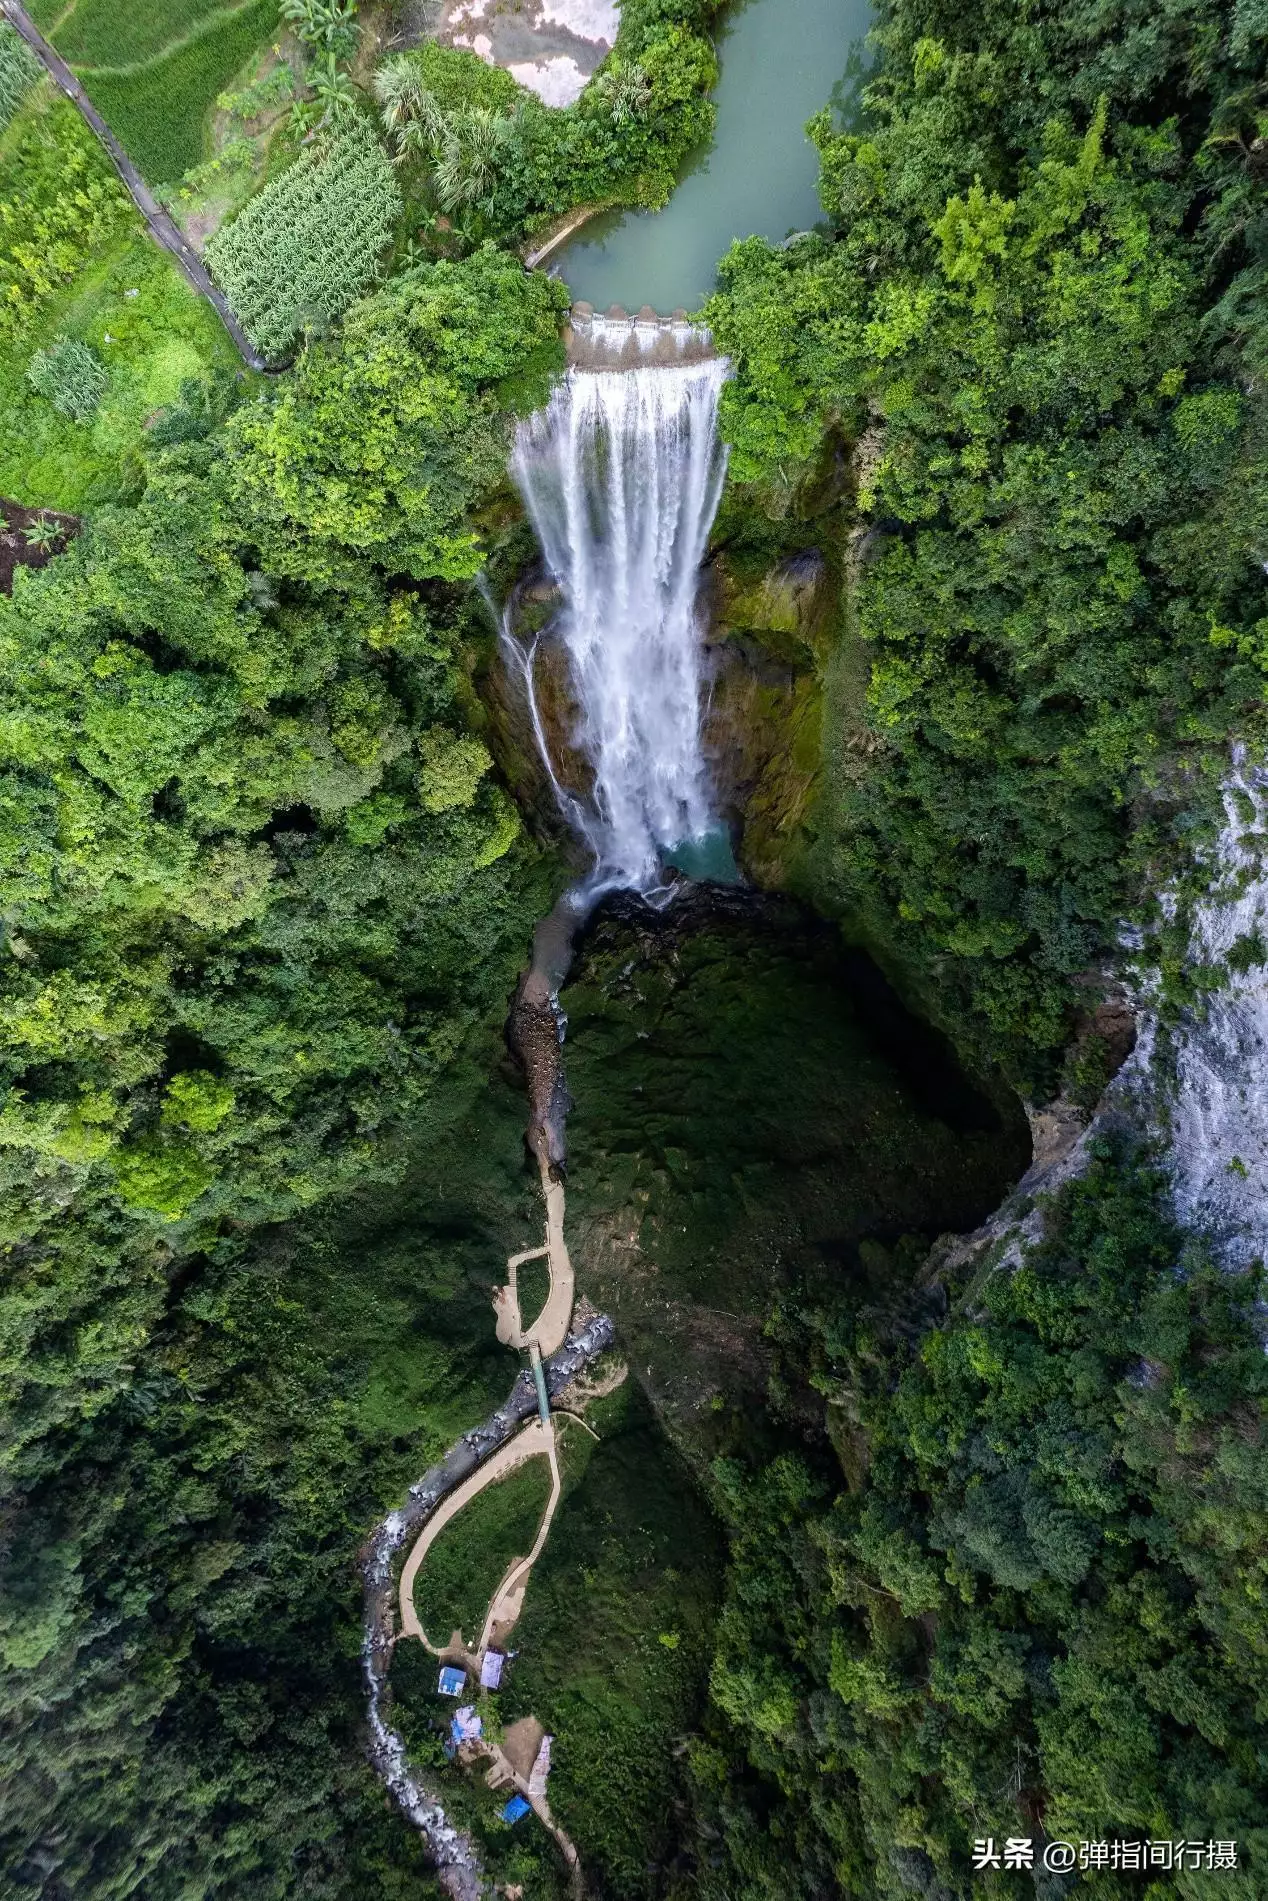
[510,343,730,899]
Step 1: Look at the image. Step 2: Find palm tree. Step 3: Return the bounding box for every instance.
[434,105,517,212]
[372,54,445,158]
[593,62,652,126]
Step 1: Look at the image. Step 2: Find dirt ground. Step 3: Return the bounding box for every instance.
[0,498,78,595]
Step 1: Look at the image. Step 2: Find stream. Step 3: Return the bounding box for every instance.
[363,285,1030,1892]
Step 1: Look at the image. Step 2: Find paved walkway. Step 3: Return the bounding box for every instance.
[380,1162,594,1894]
[398,1415,561,1654]
[0,0,270,370]
[493,1163,575,1358]
[362,1312,614,1901]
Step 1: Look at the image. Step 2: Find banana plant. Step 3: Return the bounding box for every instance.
[279,0,359,59]
[23,517,61,552]
[310,52,360,126]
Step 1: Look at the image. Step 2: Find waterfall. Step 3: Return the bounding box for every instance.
[510,342,730,899]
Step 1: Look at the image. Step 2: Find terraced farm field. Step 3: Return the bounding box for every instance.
[33,0,280,181]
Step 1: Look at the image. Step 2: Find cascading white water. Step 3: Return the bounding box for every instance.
[510,341,729,898]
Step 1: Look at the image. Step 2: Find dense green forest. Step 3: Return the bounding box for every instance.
[707,0,1268,1085]
[2,0,1268,1895]
[0,241,569,1892]
[698,0,1268,1892]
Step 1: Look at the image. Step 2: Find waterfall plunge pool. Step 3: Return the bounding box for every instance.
[559,0,872,315]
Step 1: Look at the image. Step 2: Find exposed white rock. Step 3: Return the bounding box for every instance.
[539,0,620,40]
[1121,752,1268,1266]
[508,53,589,103]
[436,0,618,106]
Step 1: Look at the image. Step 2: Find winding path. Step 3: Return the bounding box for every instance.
[362,1293,613,1899]
[493,1173,575,1358]
[0,0,269,370]
[398,1415,560,1654]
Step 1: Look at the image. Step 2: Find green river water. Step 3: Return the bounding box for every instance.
[561,0,871,315]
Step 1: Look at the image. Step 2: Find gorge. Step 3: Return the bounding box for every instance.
[4,0,1268,1896]
[364,295,1035,1892]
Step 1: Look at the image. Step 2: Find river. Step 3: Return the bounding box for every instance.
[560,0,871,314]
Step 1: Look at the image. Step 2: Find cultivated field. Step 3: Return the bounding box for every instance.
[0,88,242,507]
[33,0,280,181]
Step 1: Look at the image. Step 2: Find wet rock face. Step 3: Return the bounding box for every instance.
[701,547,834,884]
[476,578,593,850]
[710,547,834,664]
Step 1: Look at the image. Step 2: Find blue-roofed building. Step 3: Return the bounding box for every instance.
[436,1665,466,1697]
[501,1795,532,1824]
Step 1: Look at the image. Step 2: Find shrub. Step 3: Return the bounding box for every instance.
[206,115,400,356]
[279,0,358,59]
[0,103,130,337]
[0,22,41,133]
[27,336,108,420]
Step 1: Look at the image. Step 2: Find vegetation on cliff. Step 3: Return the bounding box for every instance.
[696,1141,1268,1898]
[706,0,1268,1086]
[696,0,1268,1887]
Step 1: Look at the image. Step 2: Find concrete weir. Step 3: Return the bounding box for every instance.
[565,302,719,369]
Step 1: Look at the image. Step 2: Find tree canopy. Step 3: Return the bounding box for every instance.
[707,0,1268,1081]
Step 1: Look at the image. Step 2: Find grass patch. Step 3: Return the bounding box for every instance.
[54,0,237,70]
[0,232,243,509]
[0,89,242,509]
[0,22,42,133]
[75,0,280,182]
[516,1250,551,1328]
[412,1456,553,1648]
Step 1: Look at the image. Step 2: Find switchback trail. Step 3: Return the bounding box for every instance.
[0,0,269,370]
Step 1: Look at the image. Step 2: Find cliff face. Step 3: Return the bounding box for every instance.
[476,544,838,884]
[700,547,831,886]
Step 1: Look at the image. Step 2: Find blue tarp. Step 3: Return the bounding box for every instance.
[437,1666,466,1697]
[502,1795,532,1824]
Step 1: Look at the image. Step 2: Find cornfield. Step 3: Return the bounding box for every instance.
[206,117,399,358]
